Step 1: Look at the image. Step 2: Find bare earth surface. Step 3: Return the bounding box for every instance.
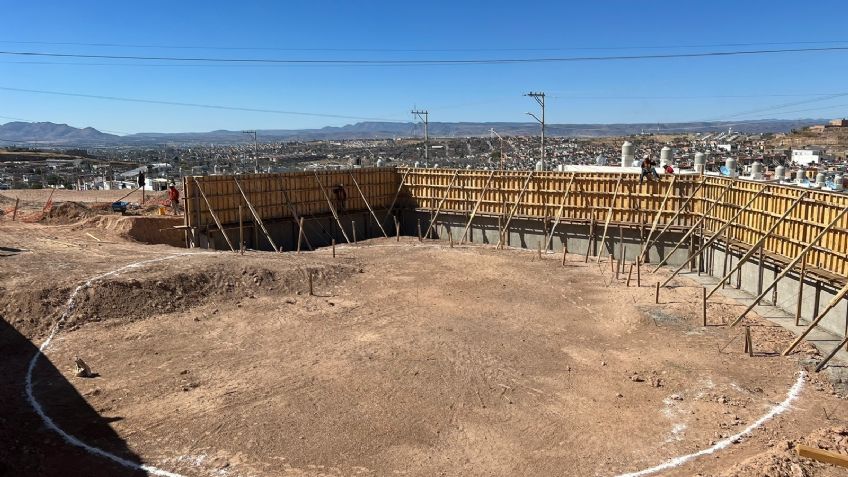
[2,210,848,477]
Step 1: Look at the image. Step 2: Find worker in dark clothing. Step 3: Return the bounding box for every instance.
[332,184,347,213]
[640,157,656,184]
[138,170,146,204]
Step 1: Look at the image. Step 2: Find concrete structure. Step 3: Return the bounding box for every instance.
[792,148,824,166]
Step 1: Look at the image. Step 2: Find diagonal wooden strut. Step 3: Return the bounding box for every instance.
[814,336,848,372]
[652,180,735,272]
[544,173,576,251]
[706,191,808,299]
[233,176,280,252]
[496,171,535,249]
[783,281,848,355]
[459,170,496,245]
[597,174,624,263]
[280,178,313,251]
[194,178,236,252]
[313,171,351,244]
[642,177,706,259]
[640,176,679,261]
[383,167,412,224]
[730,205,848,327]
[423,170,460,240]
[662,185,769,287]
[349,171,388,238]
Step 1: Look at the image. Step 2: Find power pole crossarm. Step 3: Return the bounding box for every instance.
[525,91,546,169]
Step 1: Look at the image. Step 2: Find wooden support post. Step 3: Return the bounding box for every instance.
[661,186,768,287]
[655,282,661,304]
[562,243,568,267]
[618,226,625,274]
[296,217,304,253]
[349,171,388,238]
[280,179,313,251]
[12,197,19,221]
[308,271,314,296]
[642,177,705,259]
[722,245,730,289]
[460,170,496,245]
[815,337,848,372]
[796,255,807,326]
[610,252,616,273]
[636,257,641,287]
[544,173,576,250]
[417,219,422,241]
[627,263,634,287]
[537,240,542,260]
[239,205,244,254]
[640,176,678,261]
[652,181,736,272]
[332,239,336,258]
[394,216,400,241]
[194,179,236,253]
[233,176,280,252]
[449,230,454,248]
[313,172,351,244]
[497,171,535,249]
[597,174,624,263]
[702,287,707,326]
[744,326,753,356]
[585,209,595,263]
[383,168,412,224]
[783,281,848,355]
[733,206,848,327]
[757,246,765,296]
[352,220,357,244]
[423,170,460,242]
[797,443,848,467]
[615,258,620,280]
[707,192,808,299]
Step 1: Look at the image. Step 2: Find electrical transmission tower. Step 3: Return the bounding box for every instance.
[411,109,429,161]
[242,130,258,173]
[524,92,545,168]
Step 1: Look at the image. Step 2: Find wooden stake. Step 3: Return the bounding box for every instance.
[537,240,542,260]
[561,243,568,267]
[585,209,595,263]
[797,443,848,467]
[619,226,625,274]
[636,257,641,287]
[332,239,336,258]
[707,191,808,299]
[744,325,752,355]
[194,179,236,253]
[308,271,314,296]
[352,220,357,244]
[417,219,422,241]
[795,255,807,326]
[702,287,708,326]
[449,230,454,248]
[296,216,304,253]
[394,216,400,241]
[734,206,848,327]
[815,337,848,372]
[783,281,848,355]
[597,173,624,263]
[627,263,634,287]
[655,282,660,304]
[233,176,280,252]
[12,197,19,221]
[239,205,244,254]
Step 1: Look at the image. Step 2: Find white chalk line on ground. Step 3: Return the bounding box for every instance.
[612,371,806,477]
[24,253,202,477]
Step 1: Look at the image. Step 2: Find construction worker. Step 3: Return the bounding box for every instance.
[640,156,655,184]
[664,163,674,175]
[167,184,180,216]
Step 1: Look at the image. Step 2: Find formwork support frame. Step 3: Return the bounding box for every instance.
[497,171,535,249]
[349,171,388,238]
[313,171,351,244]
[641,178,706,259]
[423,170,459,240]
[459,170,496,245]
[233,176,280,252]
[544,173,576,251]
[596,174,624,263]
[194,178,236,253]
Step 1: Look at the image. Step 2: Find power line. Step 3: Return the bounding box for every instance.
[1,45,848,65]
[0,86,407,122]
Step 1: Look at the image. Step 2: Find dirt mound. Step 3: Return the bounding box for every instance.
[76,215,185,246]
[718,427,848,477]
[0,259,355,338]
[42,201,113,224]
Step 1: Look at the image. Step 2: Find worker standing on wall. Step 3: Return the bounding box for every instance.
[332,184,347,213]
[168,184,181,216]
[138,170,146,204]
[639,156,655,185]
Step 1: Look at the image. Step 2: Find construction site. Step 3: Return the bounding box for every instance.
[2,164,848,477]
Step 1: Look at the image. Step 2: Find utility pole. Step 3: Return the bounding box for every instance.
[242,130,257,173]
[490,128,506,170]
[524,91,545,169]
[411,109,429,162]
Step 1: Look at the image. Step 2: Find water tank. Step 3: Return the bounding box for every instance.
[535,160,545,171]
[466,164,472,169]
[660,146,673,167]
[725,158,738,177]
[775,165,785,181]
[751,161,764,180]
[376,158,384,167]
[694,152,706,173]
[414,161,420,168]
[596,155,607,166]
[816,172,827,188]
[433,163,439,168]
[834,174,844,191]
[796,167,807,183]
[621,141,634,167]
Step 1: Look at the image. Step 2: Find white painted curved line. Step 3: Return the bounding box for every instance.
[25,254,200,477]
[613,372,806,477]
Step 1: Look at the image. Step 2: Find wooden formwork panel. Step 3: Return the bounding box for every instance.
[184,167,400,229]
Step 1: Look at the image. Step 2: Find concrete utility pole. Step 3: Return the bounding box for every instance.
[411,109,429,162]
[524,91,546,168]
[242,130,258,173]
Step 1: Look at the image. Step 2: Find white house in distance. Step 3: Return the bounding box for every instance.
[791,147,825,166]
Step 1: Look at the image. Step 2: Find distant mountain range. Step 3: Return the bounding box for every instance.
[0,119,825,146]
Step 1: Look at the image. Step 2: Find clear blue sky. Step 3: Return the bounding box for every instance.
[2,0,848,134]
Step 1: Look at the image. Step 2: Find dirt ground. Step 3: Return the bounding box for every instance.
[2,209,848,477]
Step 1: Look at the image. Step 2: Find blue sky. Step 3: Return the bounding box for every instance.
[2,0,848,134]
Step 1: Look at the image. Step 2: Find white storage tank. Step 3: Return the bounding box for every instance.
[414,161,420,168]
[834,174,844,191]
[596,155,607,166]
[660,146,673,166]
[621,141,634,167]
[816,172,827,188]
[694,152,706,173]
[796,168,807,183]
[535,160,545,171]
[376,158,384,167]
[725,158,738,177]
[774,165,785,181]
[751,161,764,180]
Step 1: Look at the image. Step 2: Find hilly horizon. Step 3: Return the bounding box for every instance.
[0,118,826,146]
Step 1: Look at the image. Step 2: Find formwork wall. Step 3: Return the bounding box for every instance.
[183,167,399,229]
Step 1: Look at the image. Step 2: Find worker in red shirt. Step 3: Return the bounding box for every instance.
[167,184,181,216]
